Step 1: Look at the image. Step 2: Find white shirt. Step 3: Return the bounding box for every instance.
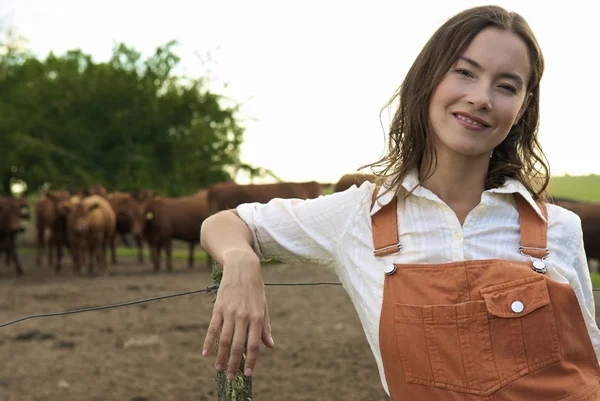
[236,170,600,395]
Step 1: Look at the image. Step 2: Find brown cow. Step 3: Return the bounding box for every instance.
[35,190,72,268]
[61,195,116,275]
[8,197,31,220]
[207,181,323,215]
[0,196,29,266]
[334,173,377,193]
[0,197,26,275]
[107,191,147,264]
[143,190,209,272]
[552,198,600,265]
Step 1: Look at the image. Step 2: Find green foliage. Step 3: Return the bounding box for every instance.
[0,29,270,196]
[548,175,600,202]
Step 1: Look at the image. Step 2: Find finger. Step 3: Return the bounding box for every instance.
[226,319,249,380]
[215,319,235,372]
[244,318,263,376]
[202,309,224,357]
[261,302,274,348]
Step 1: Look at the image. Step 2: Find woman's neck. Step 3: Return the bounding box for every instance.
[419,151,490,225]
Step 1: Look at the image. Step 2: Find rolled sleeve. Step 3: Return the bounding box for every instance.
[236,183,374,267]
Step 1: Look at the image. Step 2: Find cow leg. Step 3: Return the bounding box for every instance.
[9,238,23,276]
[48,233,55,267]
[188,242,195,269]
[88,241,96,275]
[166,240,173,272]
[101,234,109,274]
[150,244,160,272]
[69,245,79,274]
[110,234,117,265]
[35,226,45,267]
[55,242,63,273]
[135,234,144,264]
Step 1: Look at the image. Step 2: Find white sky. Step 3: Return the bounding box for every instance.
[1,0,598,183]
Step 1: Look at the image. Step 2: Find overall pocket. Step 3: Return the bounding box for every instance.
[394,275,559,396]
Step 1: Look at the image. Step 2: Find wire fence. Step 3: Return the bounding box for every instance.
[1,281,599,329]
[0,281,343,329]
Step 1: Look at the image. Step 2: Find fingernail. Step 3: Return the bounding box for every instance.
[270,336,275,346]
[202,349,208,357]
[215,364,223,371]
[244,368,253,376]
[227,373,235,381]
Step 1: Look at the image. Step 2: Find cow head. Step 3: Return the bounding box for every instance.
[120,194,146,236]
[63,200,99,235]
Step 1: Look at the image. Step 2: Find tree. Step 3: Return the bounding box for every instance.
[0,28,271,196]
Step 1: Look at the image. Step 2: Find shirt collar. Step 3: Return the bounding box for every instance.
[370,168,547,223]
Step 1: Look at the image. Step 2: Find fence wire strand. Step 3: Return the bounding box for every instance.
[0,281,343,329]
[1,282,599,330]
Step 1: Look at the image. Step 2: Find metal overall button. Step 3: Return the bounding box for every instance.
[511,300,524,313]
[384,265,397,276]
[532,260,546,274]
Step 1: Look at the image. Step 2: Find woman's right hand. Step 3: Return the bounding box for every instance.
[202,248,274,380]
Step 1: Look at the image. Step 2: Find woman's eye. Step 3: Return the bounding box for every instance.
[499,84,517,93]
[455,68,472,77]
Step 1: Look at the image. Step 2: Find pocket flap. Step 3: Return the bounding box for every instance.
[480,275,550,318]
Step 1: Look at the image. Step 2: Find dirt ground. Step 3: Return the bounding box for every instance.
[0,254,389,401]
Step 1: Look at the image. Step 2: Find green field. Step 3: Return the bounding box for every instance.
[592,273,600,288]
[19,246,210,263]
[548,175,600,202]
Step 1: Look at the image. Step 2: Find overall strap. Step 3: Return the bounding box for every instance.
[515,194,549,260]
[371,187,400,257]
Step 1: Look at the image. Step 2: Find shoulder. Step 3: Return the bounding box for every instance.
[310,180,377,215]
[545,202,583,249]
[546,202,582,231]
[236,180,377,221]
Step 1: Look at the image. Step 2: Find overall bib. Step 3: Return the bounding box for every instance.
[372,190,600,400]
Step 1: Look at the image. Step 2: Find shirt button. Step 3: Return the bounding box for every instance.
[511,301,524,313]
[452,230,463,241]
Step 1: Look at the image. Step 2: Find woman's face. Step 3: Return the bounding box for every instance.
[428,27,532,161]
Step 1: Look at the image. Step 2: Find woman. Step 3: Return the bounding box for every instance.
[200,5,600,399]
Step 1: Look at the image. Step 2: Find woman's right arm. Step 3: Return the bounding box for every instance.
[200,209,274,380]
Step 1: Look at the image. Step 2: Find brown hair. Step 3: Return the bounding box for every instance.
[362,5,549,200]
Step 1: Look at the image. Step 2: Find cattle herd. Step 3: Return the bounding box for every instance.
[0,173,598,277]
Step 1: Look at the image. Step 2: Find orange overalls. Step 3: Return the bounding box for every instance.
[372,190,600,400]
